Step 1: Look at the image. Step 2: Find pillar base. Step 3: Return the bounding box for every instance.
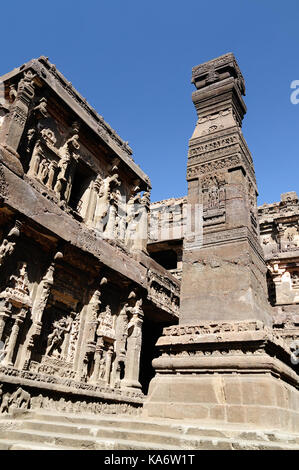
[121,379,142,390]
[143,320,299,433]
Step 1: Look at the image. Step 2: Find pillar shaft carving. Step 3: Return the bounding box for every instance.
[122,298,144,389]
[0,71,36,176]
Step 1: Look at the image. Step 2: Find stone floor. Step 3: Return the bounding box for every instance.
[0,410,298,450]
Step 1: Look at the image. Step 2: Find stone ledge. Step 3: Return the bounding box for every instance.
[0,368,144,403]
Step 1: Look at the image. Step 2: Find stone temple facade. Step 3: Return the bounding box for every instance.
[0,53,297,450]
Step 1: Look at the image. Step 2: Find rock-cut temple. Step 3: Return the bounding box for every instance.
[0,53,297,450]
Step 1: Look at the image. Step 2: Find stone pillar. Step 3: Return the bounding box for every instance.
[76,289,101,381]
[144,55,299,434]
[122,307,143,389]
[85,181,98,226]
[0,70,35,177]
[90,337,104,383]
[3,309,26,366]
[178,53,271,325]
[104,345,114,384]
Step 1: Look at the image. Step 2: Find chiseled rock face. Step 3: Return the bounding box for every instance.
[0,56,180,418]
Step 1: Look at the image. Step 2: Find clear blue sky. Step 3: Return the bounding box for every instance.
[1,0,299,204]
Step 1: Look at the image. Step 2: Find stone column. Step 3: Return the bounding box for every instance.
[90,337,104,383]
[3,309,26,366]
[76,289,101,381]
[122,308,143,390]
[144,55,299,434]
[104,345,114,385]
[0,70,35,177]
[178,53,271,326]
[85,181,98,226]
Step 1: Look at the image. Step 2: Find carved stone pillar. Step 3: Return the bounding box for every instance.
[21,321,42,370]
[90,336,104,383]
[3,309,26,366]
[144,55,299,434]
[85,181,98,226]
[32,252,62,322]
[0,70,36,176]
[104,345,114,384]
[21,253,62,370]
[122,305,143,389]
[77,289,101,381]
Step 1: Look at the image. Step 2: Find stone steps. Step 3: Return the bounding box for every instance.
[0,411,298,450]
[0,428,179,450]
[26,410,299,445]
[0,439,71,451]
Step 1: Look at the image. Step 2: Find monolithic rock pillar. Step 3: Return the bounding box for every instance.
[179,53,271,325]
[122,305,143,389]
[144,54,299,433]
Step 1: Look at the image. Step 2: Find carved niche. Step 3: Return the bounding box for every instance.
[0,262,32,367]
[201,174,226,226]
[26,121,80,204]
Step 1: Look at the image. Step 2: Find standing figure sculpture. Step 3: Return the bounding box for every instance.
[46,317,72,358]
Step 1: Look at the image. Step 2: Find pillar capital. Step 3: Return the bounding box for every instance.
[191,53,246,127]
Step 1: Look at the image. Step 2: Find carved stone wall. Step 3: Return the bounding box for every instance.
[0,57,179,413]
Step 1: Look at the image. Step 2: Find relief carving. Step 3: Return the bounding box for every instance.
[45,316,72,358]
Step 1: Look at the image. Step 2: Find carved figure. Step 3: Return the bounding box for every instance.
[0,239,15,266]
[0,393,10,413]
[33,98,48,118]
[10,387,30,410]
[95,173,120,223]
[46,317,72,357]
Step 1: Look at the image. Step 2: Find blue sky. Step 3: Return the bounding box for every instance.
[1,0,299,204]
